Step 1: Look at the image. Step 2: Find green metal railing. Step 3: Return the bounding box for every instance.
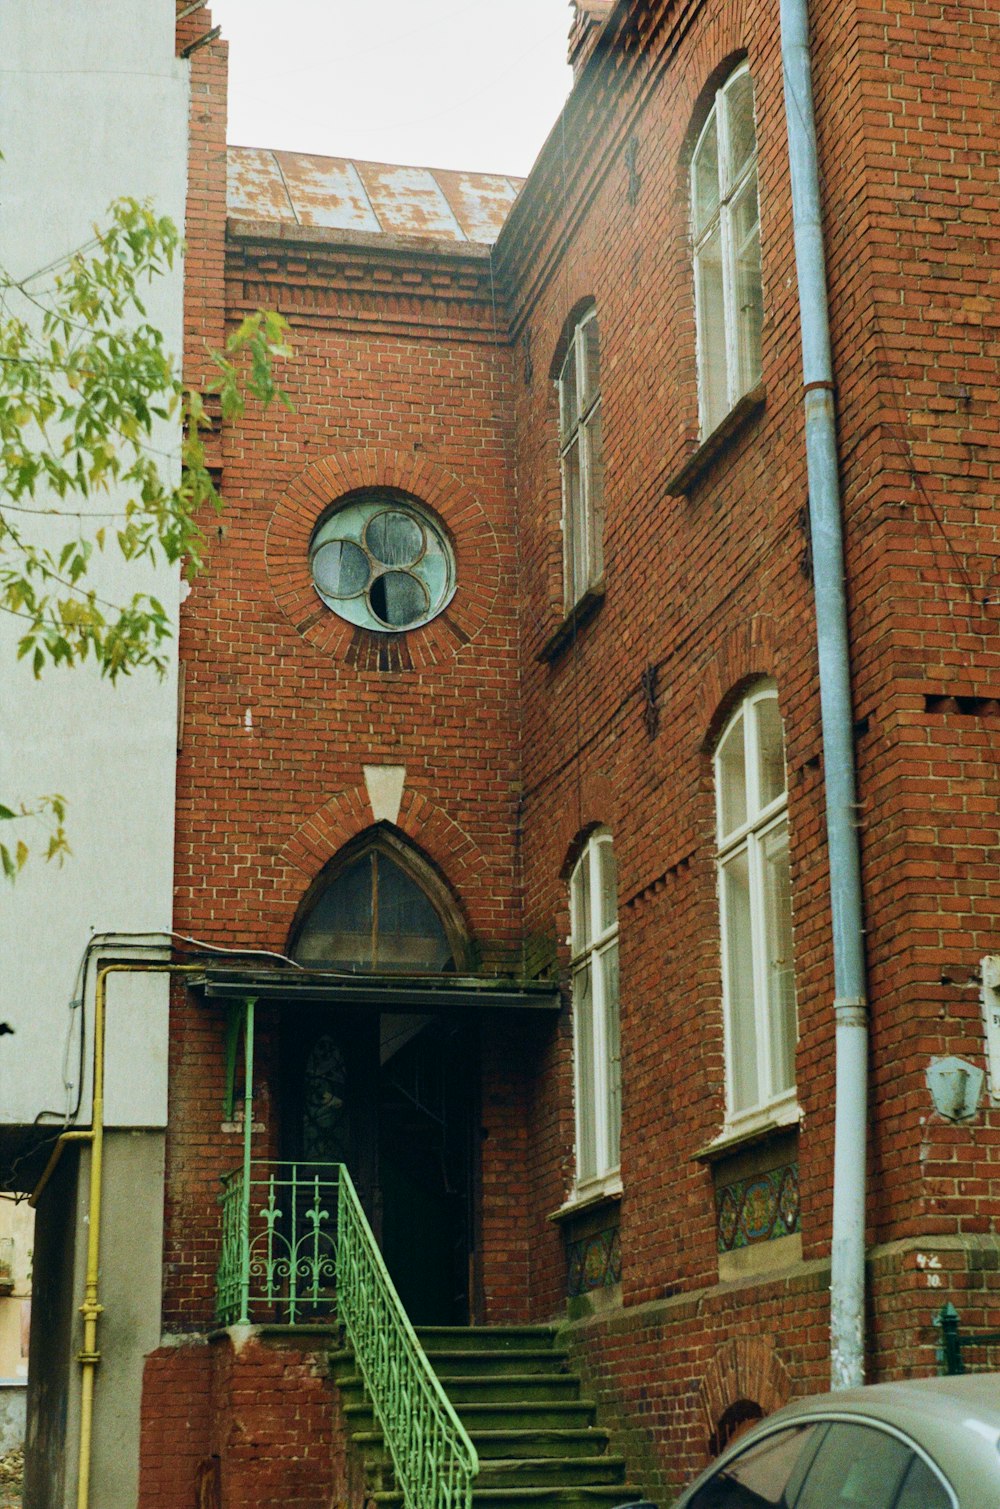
[216,1161,339,1326]
[336,1165,478,1509]
[935,1301,1000,1375]
[215,1159,478,1509]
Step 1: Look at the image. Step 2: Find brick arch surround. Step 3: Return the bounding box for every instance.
[264,448,502,666]
[266,782,490,952]
[696,613,779,752]
[698,1335,790,1455]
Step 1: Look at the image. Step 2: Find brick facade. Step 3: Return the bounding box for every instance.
[154,0,1000,1501]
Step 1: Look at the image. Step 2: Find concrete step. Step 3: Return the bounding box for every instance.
[373,1487,644,1509]
[351,1427,613,1464]
[337,1369,579,1407]
[430,1374,582,1406]
[416,1326,561,1353]
[426,1348,571,1377]
[365,1453,627,1494]
[343,1399,599,1433]
[477,1456,627,1489]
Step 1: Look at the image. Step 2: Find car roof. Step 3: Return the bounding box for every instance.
[767,1372,1000,1437]
[676,1375,1000,1509]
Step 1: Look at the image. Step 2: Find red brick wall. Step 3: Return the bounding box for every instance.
[162,0,1000,1495]
[140,1344,212,1507]
[140,1334,339,1508]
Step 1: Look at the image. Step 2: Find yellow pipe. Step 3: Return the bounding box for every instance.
[28,961,203,1509]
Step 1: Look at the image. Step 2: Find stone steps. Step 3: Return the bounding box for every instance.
[335,1324,644,1509]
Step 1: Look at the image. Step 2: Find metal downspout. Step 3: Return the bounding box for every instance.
[779,0,869,1389]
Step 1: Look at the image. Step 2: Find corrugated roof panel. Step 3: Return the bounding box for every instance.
[227,147,296,224]
[432,170,522,243]
[358,162,466,241]
[227,148,523,245]
[274,151,382,234]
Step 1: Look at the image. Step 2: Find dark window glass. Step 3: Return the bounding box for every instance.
[293,852,453,973]
[688,1426,817,1509]
[894,1453,952,1509]
[302,1037,350,1161]
[795,1423,912,1509]
[309,495,454,633]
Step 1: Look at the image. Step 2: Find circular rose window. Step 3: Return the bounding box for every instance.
[309,495,456,633]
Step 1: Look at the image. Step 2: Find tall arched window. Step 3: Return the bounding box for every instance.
[715,682,797,1126]
[292,836,463,974]
[569,829,621,1188]
[691,63,763,436]
[557,305,605,610]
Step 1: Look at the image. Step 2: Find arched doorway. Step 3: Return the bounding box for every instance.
[284,830,476,1324]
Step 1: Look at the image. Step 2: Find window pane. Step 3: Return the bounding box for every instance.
[722,848,759,1113]
[292,852,453,973]
[598,837,618,934]
[580,313,601,413]
[895,1454,952,1509]
[725,70,756,188]
[795,1423,912,1509]
[756,694,786,810]
[717,713,748,837]
[560,339,578,438]
[601,941,621,1169]
[732,173,763,396]
[369,570,429,629]
[571,852,591,954]
[696,221,728,433]
[693,111,720,237]
[312,539,370,600]
[689,1426,817,1509]
[303,1037,350,1162]
[762,823,796,1097]
[584,406,604,585]
[563,441,587,605]
[294,854,374,969]
[374,854,453,971]
[365,510,424,567]
[574,964,597,1183]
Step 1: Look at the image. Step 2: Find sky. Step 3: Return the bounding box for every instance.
[210,0,576,179]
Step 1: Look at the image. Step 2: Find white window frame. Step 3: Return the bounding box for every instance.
[691,62,763,437]
[569,829,621,1193]
[715,682,798,1133]
[557,306,604,611]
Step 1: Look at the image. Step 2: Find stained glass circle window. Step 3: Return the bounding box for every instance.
[309,494,455,633]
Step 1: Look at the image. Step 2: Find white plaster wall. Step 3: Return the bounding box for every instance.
[0,1,189,1130]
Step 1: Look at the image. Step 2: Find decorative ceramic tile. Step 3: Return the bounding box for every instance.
[715,1163,800,1252]
[566,1226,622,1296]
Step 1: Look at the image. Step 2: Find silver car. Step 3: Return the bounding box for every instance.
[672,1375,1000,1509]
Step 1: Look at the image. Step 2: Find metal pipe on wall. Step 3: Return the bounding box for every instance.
[779,0,870,1390]
[31,961,204,1509]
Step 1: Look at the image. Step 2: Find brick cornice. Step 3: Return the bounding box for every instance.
[226,224,509,340]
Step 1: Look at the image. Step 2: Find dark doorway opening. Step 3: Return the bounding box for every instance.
[280,1007,477,1327]
[379,1016,476,1326]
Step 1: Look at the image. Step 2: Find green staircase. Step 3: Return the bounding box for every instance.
[332,1324,643,1509]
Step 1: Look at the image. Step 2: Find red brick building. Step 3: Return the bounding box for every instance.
[144,0,1000,1503]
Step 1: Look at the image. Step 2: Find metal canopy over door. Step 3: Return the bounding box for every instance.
[196,975,558,1328]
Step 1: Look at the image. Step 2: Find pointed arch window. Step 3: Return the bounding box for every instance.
[292,840,461,974]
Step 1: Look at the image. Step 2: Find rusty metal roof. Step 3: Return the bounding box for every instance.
[228,146,524,245]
